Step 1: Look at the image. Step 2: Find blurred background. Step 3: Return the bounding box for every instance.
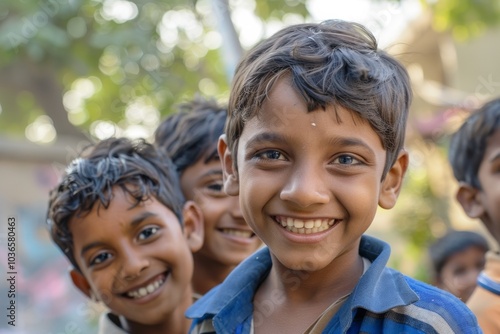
[1,0,499,332]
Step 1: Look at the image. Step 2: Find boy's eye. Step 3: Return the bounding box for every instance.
[256,150,285,160]
[453,266,467,276]
[206,181,223,192]
[90,252,112,266]
[334,155,358,165]
[138,226,159,241]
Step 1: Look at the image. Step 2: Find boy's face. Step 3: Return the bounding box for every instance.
[180,157,262,266]
[69,186,202,326]
[220,78,407,272]
[437,245,486,302]
[476,129,500,240]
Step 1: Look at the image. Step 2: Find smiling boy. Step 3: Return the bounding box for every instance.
[448,98,500,333]
[47,138,203,334]
[186,20,481,333]
[155,96,262,299]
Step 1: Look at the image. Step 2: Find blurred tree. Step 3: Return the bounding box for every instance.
[1,0,498,142]
[0,0,309,142]
[0,0,498,282]
[423,0,500,40]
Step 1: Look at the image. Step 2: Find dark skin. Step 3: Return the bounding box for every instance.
[219,78,409,334]
[253,247,364,333]
[69,187,204,334]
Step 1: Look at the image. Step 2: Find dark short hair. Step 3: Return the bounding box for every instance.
[449,98,500,189]
[226,19,412,177]
[47,137,185,271]
[154,96,226,174]
[429,230,489,275]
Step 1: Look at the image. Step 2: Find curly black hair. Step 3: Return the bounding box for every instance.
[47,137,185,271]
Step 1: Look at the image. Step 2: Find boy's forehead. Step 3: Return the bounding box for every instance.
[254,102,367,131]
[253,77,365,128]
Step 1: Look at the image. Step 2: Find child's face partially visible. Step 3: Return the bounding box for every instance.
[180,158,262,266]
[437,245,486,302]
[477,129,500,241]
[69,187,195,326]
[227,78,402,272]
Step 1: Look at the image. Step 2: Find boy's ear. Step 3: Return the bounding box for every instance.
[456,183,485,219]
[70,268,92,299]
[218,134,239,196]
[182,201,204,252]
[378,149,409,209]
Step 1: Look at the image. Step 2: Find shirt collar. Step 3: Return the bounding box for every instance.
[186,235,419,332]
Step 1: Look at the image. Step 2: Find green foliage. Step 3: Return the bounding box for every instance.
[254,0,309,19]
[422,0,500,40]
[0,0,496,278]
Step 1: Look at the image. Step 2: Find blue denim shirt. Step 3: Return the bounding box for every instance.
[186,235,482,334]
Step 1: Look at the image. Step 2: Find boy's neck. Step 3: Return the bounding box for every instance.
[192,255,235,295]
[252,252,364,334]
[264,250,364,303]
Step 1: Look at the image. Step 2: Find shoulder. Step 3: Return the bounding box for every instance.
[186,247,271,318]
[468,283,500,333]
[395,275,481,333]
[350,270,481,333]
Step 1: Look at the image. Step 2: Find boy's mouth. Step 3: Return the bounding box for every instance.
[123,273,167,299]
[218,228,256,238]
[274,216,339,234]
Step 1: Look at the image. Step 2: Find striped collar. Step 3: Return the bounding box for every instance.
[477,271,500,295]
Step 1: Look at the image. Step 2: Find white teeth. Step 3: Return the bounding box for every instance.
[276,217,337,234]
[294,220,305,228]
[126,277,164,299]
[221,229,253,238]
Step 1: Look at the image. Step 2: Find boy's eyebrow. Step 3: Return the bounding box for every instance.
[201,169,223,178]
[79,212,157,258]
[245,132,286,148]
[246,132,376,154]
[129,211,157,228]
[327,137,376,154]
[80,241,108,258]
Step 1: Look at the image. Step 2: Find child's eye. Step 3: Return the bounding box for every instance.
[255,150,286,160]
[206,181,223,193]
[90,252,112,266]
[333,154,359,165]
[453,266,467,276]
[138,226,159,241]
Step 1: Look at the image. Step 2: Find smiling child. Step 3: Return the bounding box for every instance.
[186,19,481,334]
[155,96,262,299]
[47,138,203,334]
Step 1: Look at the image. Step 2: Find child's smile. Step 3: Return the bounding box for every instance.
[181,158,261,267]
[274,216,340,235]
[70,186,196,327]
[227,77,403,272]
[122,272,166,301]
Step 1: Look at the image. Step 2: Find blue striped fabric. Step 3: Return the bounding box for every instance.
[186,235,482,334]
[477,272,500,296]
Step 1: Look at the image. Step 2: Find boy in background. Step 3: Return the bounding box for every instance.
[429,230,488,302]
[155,96,262,299]
[187,20,481,333]
[449,98,500,333]
[47,138,203,333]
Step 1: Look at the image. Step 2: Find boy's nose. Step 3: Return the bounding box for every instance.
[120,248,149,281]
[280,164,330,207]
